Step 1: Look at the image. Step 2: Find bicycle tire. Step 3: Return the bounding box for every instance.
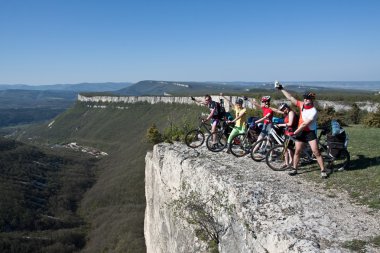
[185,130,205,148]
[265,145,292,171]
[251,139,273,162]
[206,132,227,152]
[230,133,252,157]
[330,149,350,172]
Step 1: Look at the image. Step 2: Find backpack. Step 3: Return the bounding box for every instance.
[326,119,348,157]
[331,119,343,136]
[215,100,226,120]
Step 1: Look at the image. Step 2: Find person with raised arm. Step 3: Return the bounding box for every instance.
[249,96,274,153]
[274,81,328,178]
[191,95,221,147]
[220,93,247,153]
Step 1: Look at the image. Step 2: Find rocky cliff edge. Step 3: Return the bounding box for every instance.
[144,143,380,253]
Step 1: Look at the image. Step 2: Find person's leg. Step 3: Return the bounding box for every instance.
[308,139,325,171]
[293,141,305,169]
[227,127,240,144]
[227,127,239,153]
[289,140,305,175]
[284,138,294,167]
[211,120,218,143]
[252,124,268,152]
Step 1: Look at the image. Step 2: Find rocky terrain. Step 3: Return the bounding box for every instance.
[145,142,380,253]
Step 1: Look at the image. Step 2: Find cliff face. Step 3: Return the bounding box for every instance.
[78,94,378,112]
[145,143,380,253]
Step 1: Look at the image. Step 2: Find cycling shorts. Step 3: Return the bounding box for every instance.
[211,119,220,127]
[296,131,317,143]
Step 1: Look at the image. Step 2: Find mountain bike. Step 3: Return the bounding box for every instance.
[228,123,260,157]
[185,117,212,148]
[265,128,350,172]
[205,121,233,152]
[250,125,285,162]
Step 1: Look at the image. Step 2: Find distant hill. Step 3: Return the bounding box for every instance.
[115,80,380,96]
[0,82,133,92]
[115,80,254,96]
[0,82,132,127]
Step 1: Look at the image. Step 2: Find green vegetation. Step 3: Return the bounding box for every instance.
[0,108,66,127]
[303,125,380,209]
[342,239,368,252]
[0,137,97,252]
[16,101,206,253]
[342,235,380,253]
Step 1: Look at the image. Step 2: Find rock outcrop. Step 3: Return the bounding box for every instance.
[145,143,380,253]
[78,94,378,112]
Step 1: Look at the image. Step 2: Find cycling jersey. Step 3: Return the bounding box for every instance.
[284,111,298,135]
[234,106,247,128]
[208,101,219,119]
[262,106,273,124]
[296,101,317,132]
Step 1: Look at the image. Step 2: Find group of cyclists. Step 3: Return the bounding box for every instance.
[193,81,329,179]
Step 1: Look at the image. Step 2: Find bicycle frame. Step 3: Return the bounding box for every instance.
[197,118,212,135]
[269,126,285,145]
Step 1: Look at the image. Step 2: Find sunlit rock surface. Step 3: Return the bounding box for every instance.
[145,142,380,253]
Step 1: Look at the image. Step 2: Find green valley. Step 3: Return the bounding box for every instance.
[12,101,207,252]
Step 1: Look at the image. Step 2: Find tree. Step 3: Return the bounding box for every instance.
[146,124,163,144]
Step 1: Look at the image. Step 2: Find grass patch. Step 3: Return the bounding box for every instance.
[342,239,367,252]
[303,125,380,209]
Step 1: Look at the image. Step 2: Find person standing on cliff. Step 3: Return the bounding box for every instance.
[274,81,328,178]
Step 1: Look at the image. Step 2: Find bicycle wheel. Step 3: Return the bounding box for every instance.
[330,149,350,172]
[206,132,227,152]
[266,145,292,171]
[230,133,251,157]
[185,130,205,148]
[251,139,273,162]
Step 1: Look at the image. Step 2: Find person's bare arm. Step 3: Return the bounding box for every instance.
[280,89,298,106]
[249,98,260,108]
[191,97,206,105]
[293,118,312,135]
[271,106,283,115]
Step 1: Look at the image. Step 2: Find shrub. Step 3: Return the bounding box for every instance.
[146,124,163,144]
[362,109,380,128]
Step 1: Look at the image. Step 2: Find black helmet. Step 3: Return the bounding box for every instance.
[278,103,289,111]
[303,91,316,99]
[235,98,244,105]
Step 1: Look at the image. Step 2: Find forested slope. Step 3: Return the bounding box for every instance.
[18,101,206,252]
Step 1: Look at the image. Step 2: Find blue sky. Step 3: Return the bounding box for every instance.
[1,0,379,84]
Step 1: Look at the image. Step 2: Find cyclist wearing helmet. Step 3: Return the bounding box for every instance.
[192,94,221,146]
[275,81,327,178]
[250,96,274,154]
[251,96,274,138]
[222,95,247,153]
[272,102,298,168]
[273,103,298,136]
